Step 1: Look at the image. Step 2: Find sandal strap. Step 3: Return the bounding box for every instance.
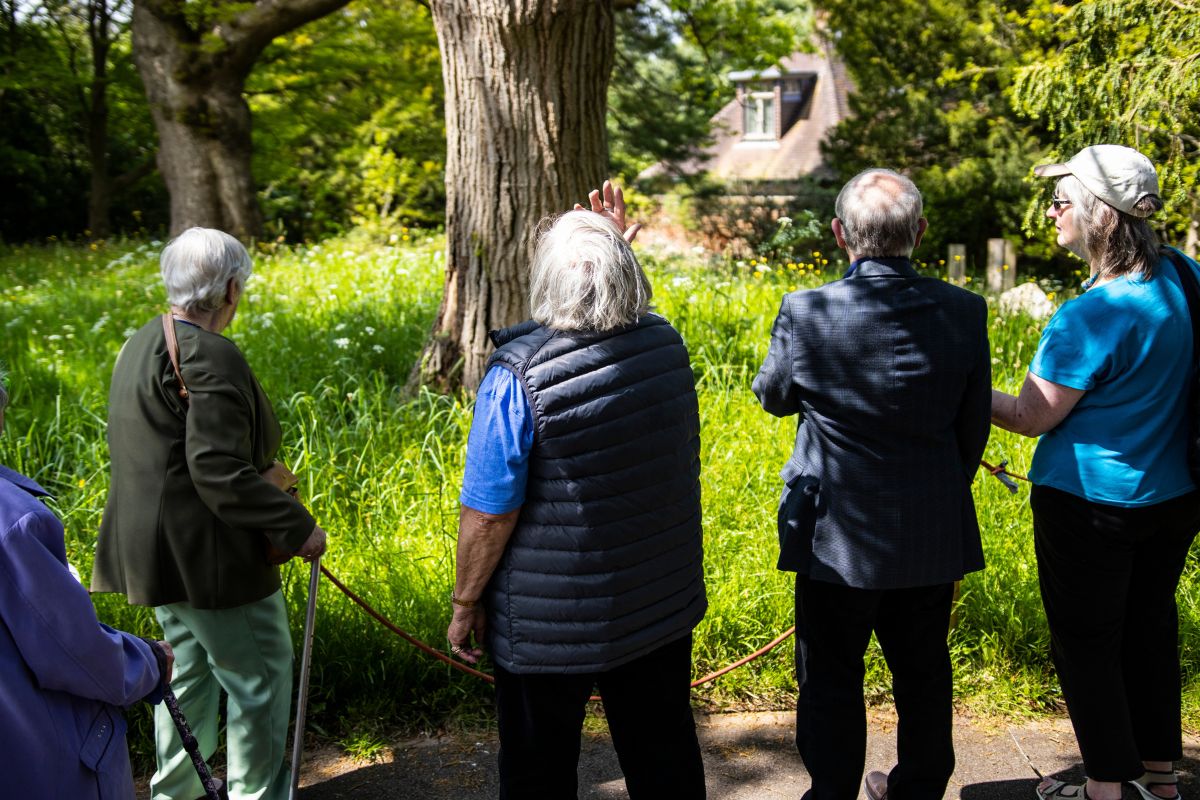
[1137,771,1179,788]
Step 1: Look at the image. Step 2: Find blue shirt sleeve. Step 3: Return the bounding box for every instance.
[459,366,535,514]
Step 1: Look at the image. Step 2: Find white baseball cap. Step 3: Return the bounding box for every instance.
[1033,144,1160,217]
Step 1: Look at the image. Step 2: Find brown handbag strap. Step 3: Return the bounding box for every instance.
[161,313,190,405]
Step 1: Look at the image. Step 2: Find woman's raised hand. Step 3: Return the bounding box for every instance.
[574,179,642,243]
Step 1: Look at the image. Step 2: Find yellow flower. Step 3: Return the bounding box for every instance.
[77,478,85,488]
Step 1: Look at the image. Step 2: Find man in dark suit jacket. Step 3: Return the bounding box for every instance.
[753,169,991,800]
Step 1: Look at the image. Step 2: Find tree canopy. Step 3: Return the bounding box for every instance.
[1010,0,1200,249]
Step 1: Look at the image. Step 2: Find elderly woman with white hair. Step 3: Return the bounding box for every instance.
[992,146,1200,800]
[446,182,708,799]
[92,227,327,800]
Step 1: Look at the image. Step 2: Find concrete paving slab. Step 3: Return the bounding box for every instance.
[282,709,1200,800]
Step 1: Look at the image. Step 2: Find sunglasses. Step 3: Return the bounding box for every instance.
[1050,196,1073,211]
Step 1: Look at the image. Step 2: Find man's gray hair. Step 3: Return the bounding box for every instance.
[834,169,924,258]
[529,211,652,332]
[160,227,253,313]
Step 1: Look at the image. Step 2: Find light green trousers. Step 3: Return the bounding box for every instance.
[152,590,293,800]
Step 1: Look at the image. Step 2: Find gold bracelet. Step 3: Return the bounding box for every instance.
[451,593,477,608]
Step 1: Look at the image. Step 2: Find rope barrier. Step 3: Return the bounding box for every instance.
[318,460,1026,695]
[319,566,495,683]
[980,458,1029,494]
[319,566,796,695]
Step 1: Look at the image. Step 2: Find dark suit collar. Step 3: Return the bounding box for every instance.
[843,256,918,279]
[0,464,49,497]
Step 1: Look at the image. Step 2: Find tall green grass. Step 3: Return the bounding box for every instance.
[2,235,1198,760]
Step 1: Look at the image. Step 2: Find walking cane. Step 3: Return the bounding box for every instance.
[289,556,321,800]
[163,687,228,800]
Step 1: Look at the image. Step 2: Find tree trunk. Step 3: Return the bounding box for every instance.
[418,0,615,392]
[86,0,112,238]
[132,4,261,239]
[131,0,350,240]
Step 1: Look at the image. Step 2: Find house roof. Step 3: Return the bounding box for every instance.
[640,41,852,183]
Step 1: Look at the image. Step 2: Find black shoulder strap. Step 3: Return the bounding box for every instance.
[1163,247,1200,366]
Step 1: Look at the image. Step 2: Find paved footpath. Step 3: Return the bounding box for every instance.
[286,709,1200,800]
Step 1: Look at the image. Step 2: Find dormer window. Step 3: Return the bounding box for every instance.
[744,89,775,140]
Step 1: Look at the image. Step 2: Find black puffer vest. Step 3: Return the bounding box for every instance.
[483,313,706,674]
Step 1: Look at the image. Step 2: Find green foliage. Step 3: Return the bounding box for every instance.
[665,177,840,264]
[754,210,824,265]
[610,0,811,180]
[0,2,163,241]
[249,2,445,239]
[1009,0,1200,245]
[816,0,1071,276]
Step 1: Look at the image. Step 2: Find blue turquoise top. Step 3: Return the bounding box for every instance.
[1028,249,1199,506]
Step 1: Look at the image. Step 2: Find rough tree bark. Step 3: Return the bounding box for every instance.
[418,0,616,392]
[132,0,350,239]
[85,0,113,237]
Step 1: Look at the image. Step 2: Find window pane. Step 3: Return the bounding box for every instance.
[745,101,761,135]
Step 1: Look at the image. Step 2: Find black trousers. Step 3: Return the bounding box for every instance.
[795,576,956,800]
[1031,484,1200,781]
[492,633,706,800]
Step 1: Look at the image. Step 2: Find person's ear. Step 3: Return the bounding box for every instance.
[914,218,928,249]
[225,278,241,307]
[832,218,848,250]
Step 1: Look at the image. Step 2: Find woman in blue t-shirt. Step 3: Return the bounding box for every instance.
[992,145,1200,800]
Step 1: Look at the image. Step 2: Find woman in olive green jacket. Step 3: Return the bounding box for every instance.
[92,227,326,800]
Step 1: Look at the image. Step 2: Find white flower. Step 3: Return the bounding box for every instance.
[122,327,137,338]
[372,344,385,353]
[335,322,347,332]
[365,326,376,335]
[334,337,350,349]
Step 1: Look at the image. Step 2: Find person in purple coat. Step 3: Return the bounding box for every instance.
[0,377,173,798]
